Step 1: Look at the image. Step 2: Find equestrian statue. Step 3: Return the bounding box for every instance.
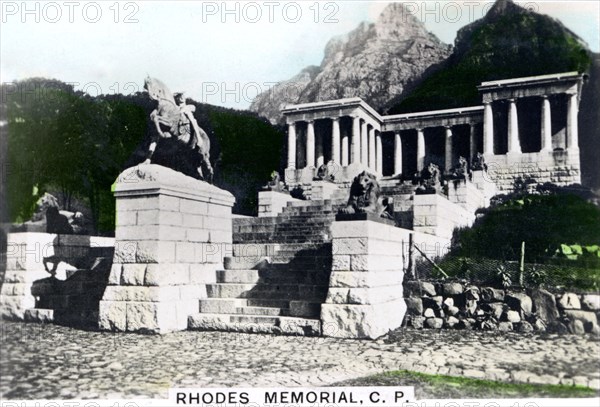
[143,77,214,183]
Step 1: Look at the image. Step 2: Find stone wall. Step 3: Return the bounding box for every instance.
[404,280,600,334]
[98,164,235,334]
[413,193,475,240]
[485,150,581,192]
[258,191,301,217]
[321,220,450,339]
[447,179,486,215]
[1,233,114,324]
[470,170,498,207]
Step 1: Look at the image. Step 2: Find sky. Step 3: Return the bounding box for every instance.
[1,1,599,109]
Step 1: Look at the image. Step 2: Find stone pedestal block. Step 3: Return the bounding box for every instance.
[413,193,474,240]
[321,221,409,339]
[310,181,340,201]
[98,164,235,334]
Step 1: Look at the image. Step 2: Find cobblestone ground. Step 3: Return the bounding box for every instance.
[1,321,599,399]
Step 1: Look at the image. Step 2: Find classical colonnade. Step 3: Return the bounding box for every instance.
[282,72,584,179]
[479,74,581,155]
[286,115,386,174]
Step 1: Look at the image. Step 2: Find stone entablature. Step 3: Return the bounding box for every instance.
[281,71,585,189]
[478,71,583,102]
[382,106,483,131]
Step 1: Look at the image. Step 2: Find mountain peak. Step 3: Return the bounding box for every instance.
[376,2,425,29]
[249,4,451,123]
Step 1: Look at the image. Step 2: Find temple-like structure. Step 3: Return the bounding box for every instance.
[282,71,584,191]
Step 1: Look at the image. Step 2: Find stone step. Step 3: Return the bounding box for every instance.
[235,224,332,234]
[216,269,261,284]
[216,269,315,284]
[223,255,330,271]
[188,313,321,336]
[233,236,330,244]
[232,243,324,256]
[236,306,288,316]
[223,256,270,270]
[199,298,291,316]
[205,283,328,300]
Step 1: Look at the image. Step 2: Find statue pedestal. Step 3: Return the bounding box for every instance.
[321,221,407,339]
[99,164,235,334]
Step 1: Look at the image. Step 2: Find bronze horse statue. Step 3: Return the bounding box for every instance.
[143,77,213,182]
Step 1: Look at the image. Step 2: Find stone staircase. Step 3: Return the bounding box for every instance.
[188,199,347,335]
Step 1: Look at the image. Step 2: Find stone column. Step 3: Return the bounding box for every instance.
[306,120,315,168]
[394,132,402,176]
[368,127,376,171]
[483,102,494,155]
[566,93,579,151]
[469,124,477,161]
[540,95,552,152]
[416,128,425,171]
[376,131,383,174]
[287,122,297,169]
[361,121,368,165]
[351,116,360,164]
[341,126,349,166]
[507,98,521,154]
[316,128,324,168]
[331,117,340,164]
[444,126,453,173]
[99,164,235,334]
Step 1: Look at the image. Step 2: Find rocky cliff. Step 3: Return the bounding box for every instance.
[388,0,592,113]
[249,3,452,123]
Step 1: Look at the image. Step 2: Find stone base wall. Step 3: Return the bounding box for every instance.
[447,179,486,215]
[258,191,300,217]
[99,164,235,334]
[321,221,450,339]
[1,233,114,323]
[310,181,342,201]
[404,280,600,334]
[413,193,475,240]
[285,162,378,186]
[485,150,581,192]
[470,170,498,207]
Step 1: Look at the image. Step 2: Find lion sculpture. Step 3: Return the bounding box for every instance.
[340,171,390,218]
[416,163,442,194]
[143,77,214,183]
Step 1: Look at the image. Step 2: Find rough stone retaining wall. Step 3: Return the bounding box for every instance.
[404,280,600,334]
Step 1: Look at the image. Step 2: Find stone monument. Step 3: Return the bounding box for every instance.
[99,77,234,333]
[98,164,234,333]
